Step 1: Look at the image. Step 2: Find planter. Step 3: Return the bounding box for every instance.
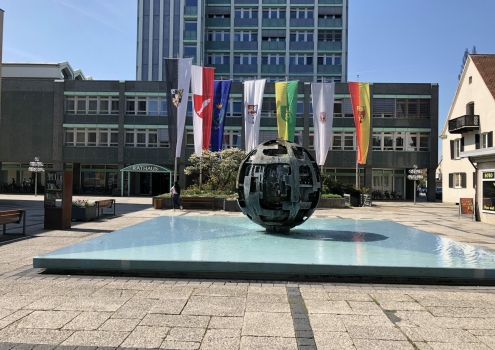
[71,206,97,221]
[153,197,164,209]
[223,199,241,212]
[318,198,346,208]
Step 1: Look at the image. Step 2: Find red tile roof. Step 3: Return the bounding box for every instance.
[471,54,495,100]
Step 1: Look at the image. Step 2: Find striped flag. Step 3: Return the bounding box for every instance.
[311,82,335,166]
[164,58,192,158]
[244,79,266,152]
[275,81,298,142]
[210,80,232,152]
[191,65,215,156]
[348,82,371,164]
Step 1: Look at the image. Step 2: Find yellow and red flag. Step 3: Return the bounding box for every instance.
[348,82,371,164]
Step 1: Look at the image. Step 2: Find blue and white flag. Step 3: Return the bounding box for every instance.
[210,80,232,152]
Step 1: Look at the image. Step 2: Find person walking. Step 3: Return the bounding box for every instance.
[170,181,182,211]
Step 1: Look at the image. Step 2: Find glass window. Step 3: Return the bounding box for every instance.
[149,98,158,116]
[100,131,108,146]
[419,134,429,151]
[111,99,119,114]
[125,132,134,146]
[148,132,158,147]
[137,99,147,115]
[137,131,146,147]
[184,21,197,31]
[100,99,109,114]
[110,130,119,146]
[332,134,342,150]
[160,99,167,115]
[372,133,381,150]
[88,99,97,114]
[343,132,354,150]
[76,98,86,114]
[126,99,136,114]
[76,132,85,146]
[87,130,97,146]
[66,99,75,113]
[383,132,393,150]
[395,132,404,150]
[65,130,74,146]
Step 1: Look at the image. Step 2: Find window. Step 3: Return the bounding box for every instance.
[184,21,197,31]
[454,138,461,158]
[261,54,285,65]
[65,128,118,147]
[449,172,466,189]
[206,54,230,65]
[482,171,495,212]
[124,129,161,148]
[332,132,354,150]
[373,99,394,118]
[184,45,197,60]
[290,31,313,42]
[223,130,241,149]
[235,8,258,19]
[207,31,230,41]
[469,76,472,84]
[125,97,168,115]
[234,31,257,42]
[317,54,341,65]
[66,96,119,115]
[317,30,341,42]
[482,132,494,148]
[289,54,313,65]
[262,9,285,18]
[290,8,313,19]
[234,54,257,65]
[372,132,410,151]
[396,99,430,118]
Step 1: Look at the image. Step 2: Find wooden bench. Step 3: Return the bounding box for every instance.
[94,199,116,218]
[0,209,26,235]
[180,197,215,210]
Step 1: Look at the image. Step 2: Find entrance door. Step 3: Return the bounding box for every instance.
[140,173,151,195]
[151,173,170,196]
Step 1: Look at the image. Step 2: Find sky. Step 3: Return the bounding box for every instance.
[2,0,495,159]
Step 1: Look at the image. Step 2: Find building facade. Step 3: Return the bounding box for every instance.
[136,0,347,83]
[440,54,495,223]
[0,78,438,200]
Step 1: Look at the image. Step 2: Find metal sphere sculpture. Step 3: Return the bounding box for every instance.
[236,139,321,233]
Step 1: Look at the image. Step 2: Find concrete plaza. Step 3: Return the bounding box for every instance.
[0,194,495,349]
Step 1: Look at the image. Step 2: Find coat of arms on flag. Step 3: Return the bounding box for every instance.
[280,106,291,122]
[357,106,366,123]
[247,104,258,115]
[193,95,211,118]
[171,89,184,107]
[319,112,327,123]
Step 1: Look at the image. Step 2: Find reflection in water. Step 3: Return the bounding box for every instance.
[281,230,388,242]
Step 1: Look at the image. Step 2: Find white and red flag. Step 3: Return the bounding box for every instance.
[191,65,215,156]
[244,79,266,152]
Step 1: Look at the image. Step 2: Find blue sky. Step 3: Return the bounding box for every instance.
[2,0,495,159]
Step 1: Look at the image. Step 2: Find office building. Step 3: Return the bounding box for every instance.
[136,0,348,83]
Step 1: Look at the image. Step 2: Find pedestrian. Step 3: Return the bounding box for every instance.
[170,181,182,211]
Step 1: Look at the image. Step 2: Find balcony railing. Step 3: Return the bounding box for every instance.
[448,115,480,134]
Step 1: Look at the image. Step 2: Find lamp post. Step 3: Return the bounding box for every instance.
[28,157,45,197]
[407,165,424,205]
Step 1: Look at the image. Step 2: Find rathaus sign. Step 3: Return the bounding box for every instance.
[131,165,159,172]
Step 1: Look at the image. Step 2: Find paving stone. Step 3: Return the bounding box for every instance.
[208,316,243,329]
[242,312,295,337]
[192,285,247,297]
[181,296,245,317]
[245,300,290,313]
[98,318,140,332]
[313,331,355,350]
[305,300,353,314]
[346,325,407,341]
[200,328,240,350]
[352,339,414,350]
[60,330,129,347]
[0,328,73,345]
[149,299,187,315]
[240,336,297,350]
[63,312,113,331]
[159,341,200,349]
[17,310,80,329]
[140,315,210,328]
[120,325,169,348]
[166,327,206,342]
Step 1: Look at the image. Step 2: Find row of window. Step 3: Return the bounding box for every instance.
[65,97,431,119]
[64,128,430,152]
[451,132,493,159]
[206,54,341,66]
[206,31,341,43]
[207,11,341,20]
[66,96,119,115]
[372,132,429,152]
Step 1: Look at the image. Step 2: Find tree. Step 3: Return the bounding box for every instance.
[458,46,477,80]
[184,148,247,192]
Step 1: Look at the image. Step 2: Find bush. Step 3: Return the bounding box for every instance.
[321,193,342,199]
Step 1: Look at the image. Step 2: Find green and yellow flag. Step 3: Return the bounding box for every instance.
[275,81,298,141]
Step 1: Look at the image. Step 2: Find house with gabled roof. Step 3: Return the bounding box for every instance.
[440,54,495,222]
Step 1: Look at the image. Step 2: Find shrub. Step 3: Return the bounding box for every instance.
[321,193,342,199]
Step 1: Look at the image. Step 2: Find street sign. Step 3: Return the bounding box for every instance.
[28,157,45,197]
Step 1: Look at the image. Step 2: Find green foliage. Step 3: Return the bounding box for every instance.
[321,193,342,199]
[321,173,365,196]
[183,148,247,193]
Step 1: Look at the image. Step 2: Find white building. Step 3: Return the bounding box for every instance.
[440,54,495,222]
[2,62,91,80]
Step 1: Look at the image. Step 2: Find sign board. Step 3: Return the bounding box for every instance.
[459,198,474,220]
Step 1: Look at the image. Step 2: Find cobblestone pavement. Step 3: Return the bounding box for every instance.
[0,194,495,349]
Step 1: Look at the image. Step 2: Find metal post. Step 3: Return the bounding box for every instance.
[35,172,37,197]
[355,162,358,188]
[414,180,416,205]
[174,157,178,183]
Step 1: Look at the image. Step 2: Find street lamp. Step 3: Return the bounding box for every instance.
[407,165,424,205]
[28,157,45,197]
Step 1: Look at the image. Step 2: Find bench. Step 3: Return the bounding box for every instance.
[180,197,215,210]
[0,209,26,235]
[94,199,116,218]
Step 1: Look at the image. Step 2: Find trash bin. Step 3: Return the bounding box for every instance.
[153,197,164,209]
